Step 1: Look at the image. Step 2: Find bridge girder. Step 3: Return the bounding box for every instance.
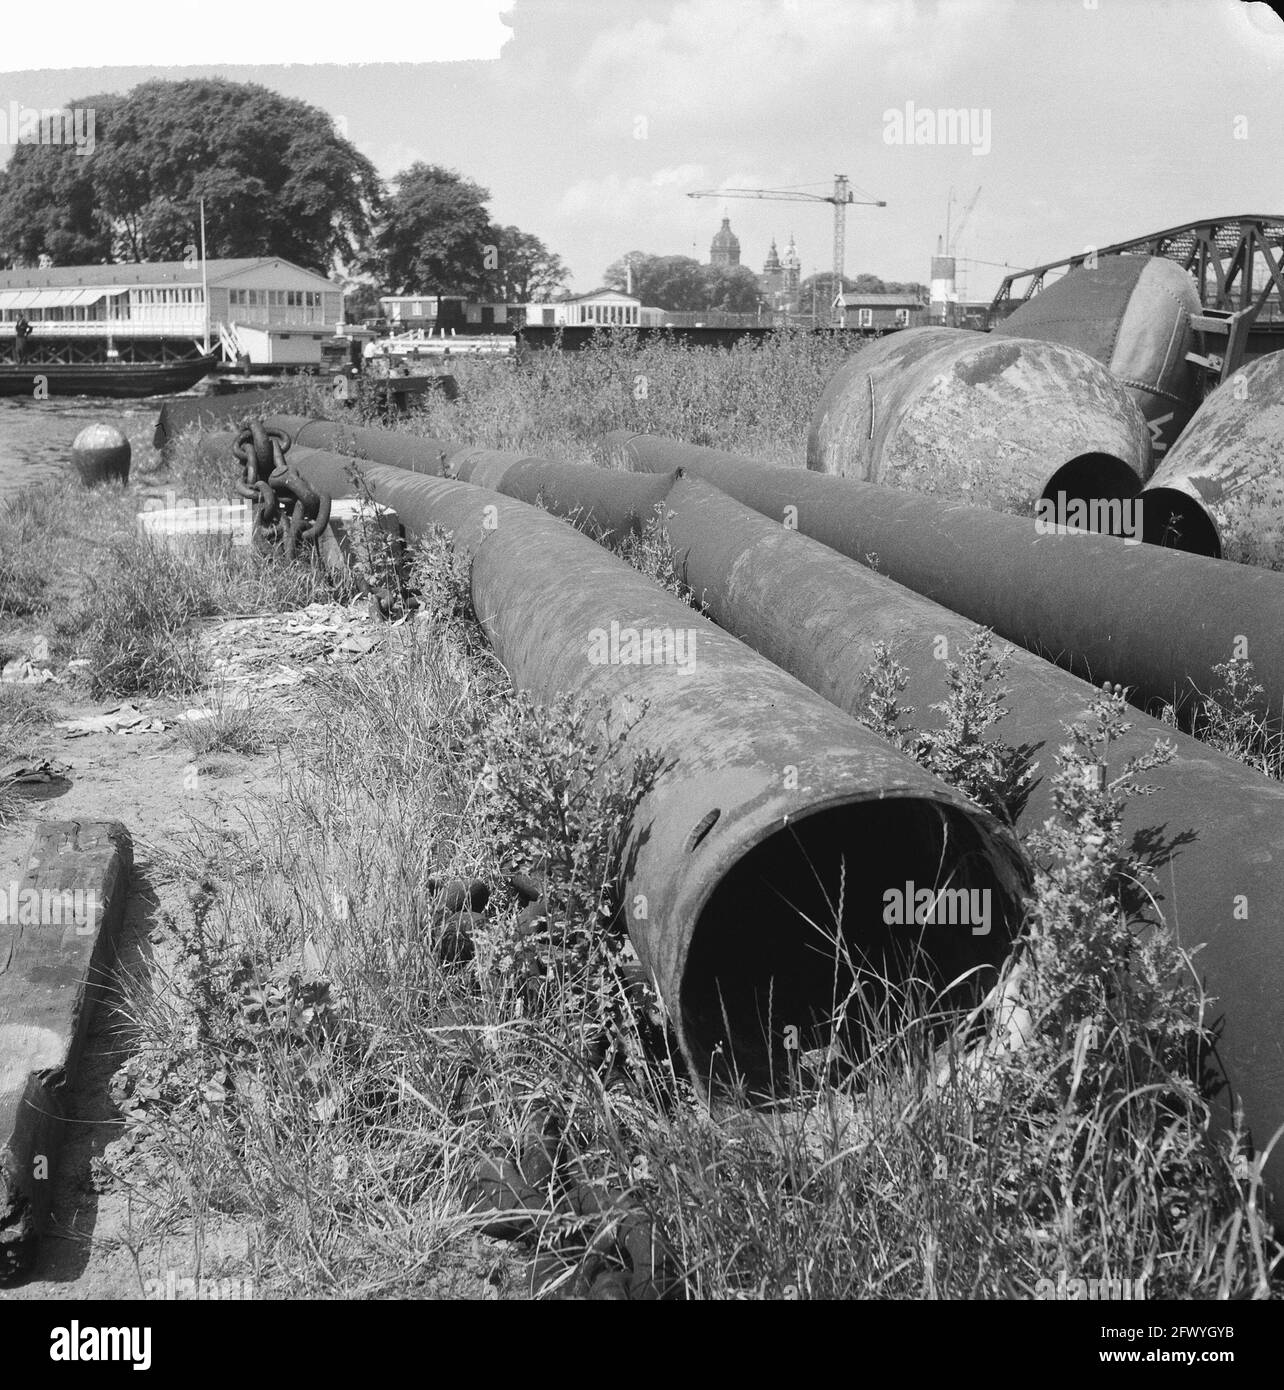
[990,215,1284,323]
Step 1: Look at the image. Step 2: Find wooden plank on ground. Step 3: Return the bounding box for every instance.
[0,819,132,1283]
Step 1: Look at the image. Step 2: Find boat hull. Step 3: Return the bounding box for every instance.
[0,353,218,399]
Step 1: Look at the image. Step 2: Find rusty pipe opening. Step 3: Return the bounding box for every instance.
[1041,453,1141,508]
[1139,487,1223,559]
[681,796,1023,1089]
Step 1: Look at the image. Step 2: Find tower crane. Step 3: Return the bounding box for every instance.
[687,175,886,323]
[945,185,982,257]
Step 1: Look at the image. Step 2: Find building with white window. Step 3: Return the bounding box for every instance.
[522,289,643,328]
[0,257,344,365]
[835,291,929,333]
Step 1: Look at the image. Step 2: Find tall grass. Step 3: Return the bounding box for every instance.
[3,336,1275,1298]
[100,525,1279,1300]
[347,329,857,465]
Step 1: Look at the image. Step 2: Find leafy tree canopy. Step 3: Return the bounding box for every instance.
[602,252,762,313]
[372,163,493,296]
[799,271,929,302]
[487,224,569,303]
[0,93,122,265]
[0,78,382,273]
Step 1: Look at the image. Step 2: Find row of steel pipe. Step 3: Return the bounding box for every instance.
[604,432,1284,728]
[282,444,1028,1089]
[279,429,1284,1204]
[262,414,1284,723]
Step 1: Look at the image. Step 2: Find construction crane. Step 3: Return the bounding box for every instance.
[941,185,982,299]
[687,175,886,323]
[945,185,982,257]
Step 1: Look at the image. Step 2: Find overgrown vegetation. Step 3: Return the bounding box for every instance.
[859,631,1037,825]
[0,427,346,701]
[2,335,1280,1299]
[93,523,1278,1299]
[306,328,854,464]
[609,503,704,610]
[1190,655,1284,780]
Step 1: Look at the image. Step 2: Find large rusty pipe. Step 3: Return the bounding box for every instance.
[1141,352,1284,570]
[991,256,1203,457]
[652,471,1284,1202]
[807,328,1153,515]
[283,445,1029,1087]
[604,432,1284,727]
[293,432,1284,1198]
[264,418,670,540]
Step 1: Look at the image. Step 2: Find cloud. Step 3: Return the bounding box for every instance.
[557,165,708,221]
[569,0,1015,136]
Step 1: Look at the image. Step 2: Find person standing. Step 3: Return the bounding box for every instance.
[13,314,33,364]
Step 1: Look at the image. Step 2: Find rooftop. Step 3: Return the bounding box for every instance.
[0,257,337,290]
[838,292,927,307]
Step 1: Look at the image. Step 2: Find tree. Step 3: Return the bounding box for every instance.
[603,250,651,295]
[487,224,569,302]
[794,271,928,301]
[340,280,382,322]
[372,164,494,296]
[700,263,761,313]
[604,252,763,313]
[0,93,122,265]
[602,253,706,311]
[89,79,381,270]
[798,272,928,305]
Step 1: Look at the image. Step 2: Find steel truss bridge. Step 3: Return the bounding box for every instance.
[990,214,1284,314]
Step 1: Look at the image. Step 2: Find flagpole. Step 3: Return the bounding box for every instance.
[199,198,210,354]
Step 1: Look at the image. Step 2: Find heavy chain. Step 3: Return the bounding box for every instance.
[233,421,332,559]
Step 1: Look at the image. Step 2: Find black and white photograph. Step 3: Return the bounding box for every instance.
[0,0,1280,1348]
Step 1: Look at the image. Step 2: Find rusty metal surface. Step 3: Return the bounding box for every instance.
[284,446,1028,1089]
[991,256,1202,455]
[652,471,1284,1204]
[807,327,1152,514]
[1142,352,1284,569]
[153,387,322,454]
[605,432,1284,726]
[281,430,673,542]
[278,417,464,475]
[448,448,673,539]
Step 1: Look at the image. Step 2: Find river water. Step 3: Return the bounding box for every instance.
[0,397,165,500]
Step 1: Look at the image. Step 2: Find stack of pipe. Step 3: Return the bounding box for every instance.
[258,419,1284,1205]
[279,444,1029,1090]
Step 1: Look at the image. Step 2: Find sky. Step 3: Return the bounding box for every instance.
[3,0,1283,299]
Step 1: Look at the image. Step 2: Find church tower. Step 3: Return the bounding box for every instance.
[760,238,784,300]
[709,216,741,267]
[782,233,801,299]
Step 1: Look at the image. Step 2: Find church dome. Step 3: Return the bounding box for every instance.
[710,217,741,266]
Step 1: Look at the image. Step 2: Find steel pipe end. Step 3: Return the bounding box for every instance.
[807,330,1152,515]
[671,789,1029,1091]
[1139,485,1223,558]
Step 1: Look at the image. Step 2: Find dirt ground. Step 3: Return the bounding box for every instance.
[0,693,281,1300]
